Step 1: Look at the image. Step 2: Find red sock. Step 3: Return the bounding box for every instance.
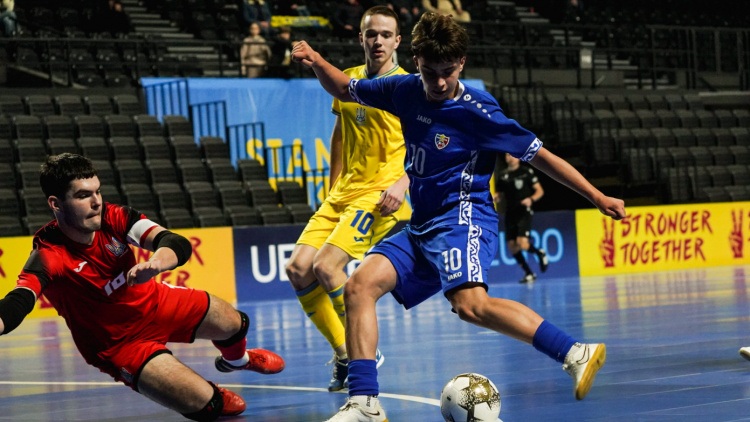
[214,337,247,361]
[212,311,249,361]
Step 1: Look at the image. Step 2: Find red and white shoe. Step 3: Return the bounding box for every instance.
[215,349,285,374]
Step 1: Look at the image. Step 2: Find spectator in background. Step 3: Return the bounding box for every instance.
[266,26,295,78]
[274,0,311,17]
[421,0,470,22]
[240,22,272,78]
[0,0,16,37]
[332,0,364,39]
[385,0,422,30]
[270,26,294,66]
[108,0,132,35]
[242,0,273,37]
[90,0,131,36]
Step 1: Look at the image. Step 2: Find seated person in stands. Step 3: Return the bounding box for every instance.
[383,0,423,29]
[0,0,16,37]
[90,0,131,35]
[332,0,364,39]
[421,0,470,22]
[242,0,273,38]
[270,26,294,66]
[241,22,272,78]
[274,0,311,16]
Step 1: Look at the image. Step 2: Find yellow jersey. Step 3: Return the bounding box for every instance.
[328,64,410,216]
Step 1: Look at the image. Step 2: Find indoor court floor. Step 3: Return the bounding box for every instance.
[2,264,750,421]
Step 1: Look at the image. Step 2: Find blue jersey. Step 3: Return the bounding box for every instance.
[349,74,541,235]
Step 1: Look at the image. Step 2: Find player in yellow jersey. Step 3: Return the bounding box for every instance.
[284,6,410,391]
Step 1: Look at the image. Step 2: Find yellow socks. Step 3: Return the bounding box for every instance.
[296,282,345,350]
[327,284,346,327]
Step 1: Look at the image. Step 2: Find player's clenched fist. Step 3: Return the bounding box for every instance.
[291,40,320,67]
[596,196,626,221]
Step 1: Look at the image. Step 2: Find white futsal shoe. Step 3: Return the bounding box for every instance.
[562,342,607,400]
[324,395,388,422]
[739,347,750,361]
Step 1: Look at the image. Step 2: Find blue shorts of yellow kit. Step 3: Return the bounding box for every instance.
[370,224,498,309]
[296,191,407,260]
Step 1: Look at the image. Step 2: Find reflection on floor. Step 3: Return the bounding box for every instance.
[2,265,750,421]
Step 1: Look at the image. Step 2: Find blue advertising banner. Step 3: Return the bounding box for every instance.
[141,77,487,171]
[490,210,579,283]
[233,225,304,302]
[232,211,578,302]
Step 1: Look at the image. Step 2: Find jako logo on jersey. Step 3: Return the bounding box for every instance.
[435,133,450,149]
[448,272,462,281]
[417,114,432,124]
[104,271,127,296]
[105,237,128,256]
[355,107,366,123]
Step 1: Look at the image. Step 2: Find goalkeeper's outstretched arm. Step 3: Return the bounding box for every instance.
[0,288,36,335]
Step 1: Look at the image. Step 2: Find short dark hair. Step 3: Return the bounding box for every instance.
[360,6,401,36]
[40,153,98,198]
[411,12,468,63]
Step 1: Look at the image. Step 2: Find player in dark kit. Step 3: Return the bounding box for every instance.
[495,152,549,283]
[0,153,285,421]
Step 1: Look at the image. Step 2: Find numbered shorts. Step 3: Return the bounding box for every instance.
[88,282,209,391]
[371,224,498,309]
[297,192,403,260]
[504,206,533,241]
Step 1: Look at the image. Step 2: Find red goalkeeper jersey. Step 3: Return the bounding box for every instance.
[15,203,160,362]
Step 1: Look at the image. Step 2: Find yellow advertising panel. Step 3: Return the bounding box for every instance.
[577,202,750,276]
[0,227,236,319]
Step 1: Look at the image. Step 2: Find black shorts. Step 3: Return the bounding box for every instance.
[504,206,533,241]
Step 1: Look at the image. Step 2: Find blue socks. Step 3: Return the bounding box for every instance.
[347,323,573,396]
[532,320,578,363]
[348,359,379,396]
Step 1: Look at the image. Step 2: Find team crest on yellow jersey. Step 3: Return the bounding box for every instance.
[435,133,450,149]
[355,107,366,124]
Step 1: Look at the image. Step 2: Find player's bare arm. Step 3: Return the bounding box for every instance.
[529,147,626,220]
[377,173,410,217]
[291,41,354,102]
[127,226,193,286]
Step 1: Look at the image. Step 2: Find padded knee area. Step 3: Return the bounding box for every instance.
[213,311,249,347]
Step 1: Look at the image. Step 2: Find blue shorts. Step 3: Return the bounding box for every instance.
[370,224,497,309]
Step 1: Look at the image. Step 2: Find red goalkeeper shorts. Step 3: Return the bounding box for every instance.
[91,282,210,390]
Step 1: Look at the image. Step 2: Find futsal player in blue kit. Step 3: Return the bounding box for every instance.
[293,12,627,422]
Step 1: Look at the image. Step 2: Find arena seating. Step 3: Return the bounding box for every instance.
[0,92,312,234]
[1,0,748,231]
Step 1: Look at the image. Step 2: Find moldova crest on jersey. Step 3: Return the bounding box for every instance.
[435,133,450,150]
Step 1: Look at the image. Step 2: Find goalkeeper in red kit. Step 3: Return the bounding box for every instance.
[0,153,285,421]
